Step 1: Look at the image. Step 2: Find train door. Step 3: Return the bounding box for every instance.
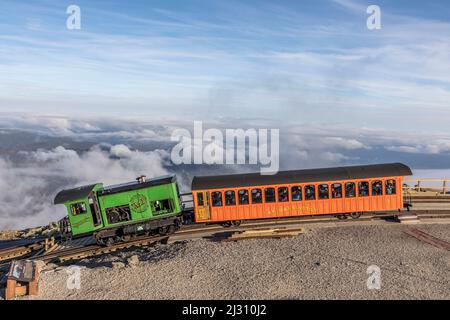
[196,191,211,221]
[88,193,103,227]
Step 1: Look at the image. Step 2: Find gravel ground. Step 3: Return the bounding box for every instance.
[16,223,450,300]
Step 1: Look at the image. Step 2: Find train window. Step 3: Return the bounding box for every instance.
[358,181,369,197]
[331,183,343,198]
[70,202,87,216]
[372,180,383,196]
[211,192,223,207]
[238,189,249,205]
[278,187,289,202]
[291,186,302,201]
[318,184,329,199]
[225,190,236,206]
[251,188,263,204]
[265,188,276,203]
[304,185,316,200]
[345,182,356,198]
[197,193,204,206]
[151,199,172,215]
[386,179,396,195]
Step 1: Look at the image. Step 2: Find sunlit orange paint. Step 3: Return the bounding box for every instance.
[193,176,404,223]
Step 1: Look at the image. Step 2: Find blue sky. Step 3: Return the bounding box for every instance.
[1,0,450,130]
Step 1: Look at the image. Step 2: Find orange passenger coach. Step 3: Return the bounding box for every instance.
[191,163,412,226]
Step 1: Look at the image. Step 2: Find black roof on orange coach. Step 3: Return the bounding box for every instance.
[191,163,412,191]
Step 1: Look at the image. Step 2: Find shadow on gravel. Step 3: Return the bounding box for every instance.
[59,241,190,270]
[203,232,233,242]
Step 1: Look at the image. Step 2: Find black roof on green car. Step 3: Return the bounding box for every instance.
[191,163,412,191]
[54,183,98,204]
[97,174,176,196]
[54,175,177,205]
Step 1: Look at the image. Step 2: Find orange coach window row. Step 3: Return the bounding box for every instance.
[198,179,397,207]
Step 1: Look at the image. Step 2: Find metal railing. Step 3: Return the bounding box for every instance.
[403,178,450,195]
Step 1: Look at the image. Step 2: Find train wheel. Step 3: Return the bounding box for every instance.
[158,226,168,235]
[231,220,242,227]
[105,237,115,246]
[221,221,232,228]
[167,225,176,234]
[120,235,131,242]
[336,214,348,220]
[350,212,362,219]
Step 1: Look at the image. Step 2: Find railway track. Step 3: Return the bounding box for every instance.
[33,234,170,263]
[0,209,449,272]
[177,210,450,234]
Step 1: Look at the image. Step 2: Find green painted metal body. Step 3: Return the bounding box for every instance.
[63,183,104,236]
[59,177,182,236]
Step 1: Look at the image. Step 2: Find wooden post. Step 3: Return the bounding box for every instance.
[444,180,447,195]
[5,279,16,300]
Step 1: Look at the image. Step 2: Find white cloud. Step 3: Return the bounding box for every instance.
[385,146,421,154]
[320,151,355,163]
[0,144,170,230]
[1,113,450,230]
[385,139,450,155]
[110,144,134,157]
[323,137,368,150]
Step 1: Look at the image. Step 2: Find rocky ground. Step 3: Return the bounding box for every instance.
[11,223,450,299]
[0,222,59,241]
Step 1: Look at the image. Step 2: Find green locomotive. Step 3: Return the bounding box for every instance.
[54,175,183,245]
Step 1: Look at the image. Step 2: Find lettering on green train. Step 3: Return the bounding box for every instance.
[71,216,90,228]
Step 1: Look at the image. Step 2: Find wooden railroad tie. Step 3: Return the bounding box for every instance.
[5,260,42,300]
[225,227,305,241]
[404,228,450,251]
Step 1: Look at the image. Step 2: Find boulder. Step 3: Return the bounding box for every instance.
[126,255,140,267]
[111,261,126,269]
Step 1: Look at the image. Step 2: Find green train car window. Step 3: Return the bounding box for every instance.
[71,202,87,216]
[151,199,172,215]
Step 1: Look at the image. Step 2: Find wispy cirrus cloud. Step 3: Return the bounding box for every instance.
[0,0,449,130]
